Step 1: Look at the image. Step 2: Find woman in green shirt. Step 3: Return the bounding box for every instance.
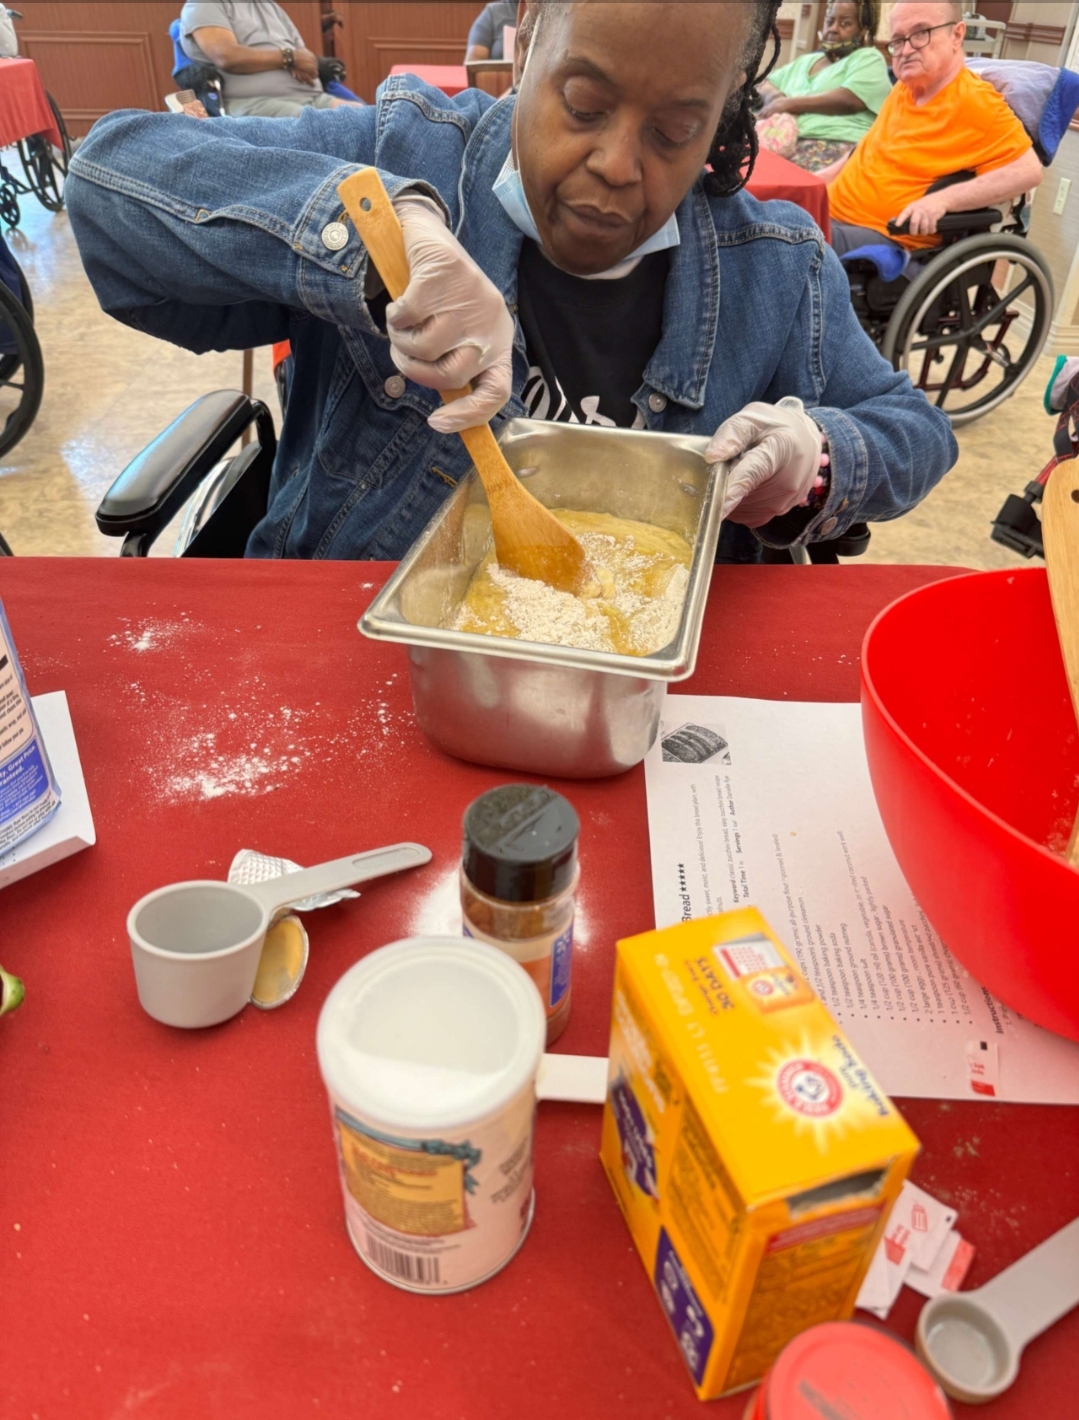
[757,1,891,171]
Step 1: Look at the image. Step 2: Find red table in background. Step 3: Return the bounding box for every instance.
[0,56,60,151]
[389,63,469,97]
[1,560,1075,1420]
[746,147,831,240]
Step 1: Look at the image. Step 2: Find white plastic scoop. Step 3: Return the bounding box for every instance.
[916,1214,1079,1403]
[128,843,431,1028]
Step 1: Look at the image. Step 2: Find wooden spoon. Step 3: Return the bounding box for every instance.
[1041,454,1079,864]
[337,167,597,596]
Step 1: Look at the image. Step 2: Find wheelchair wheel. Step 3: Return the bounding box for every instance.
[881,234,1053,427]
[46,93,73,175]
[0,280,43,457]
[0,179,20,231]
[17,131,64,211]
[0,251,33,384]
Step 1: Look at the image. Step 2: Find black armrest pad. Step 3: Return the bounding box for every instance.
[96,391,261,537]
[173,61,222,92]
[934,208,1001,232]
[888,207,1000,237]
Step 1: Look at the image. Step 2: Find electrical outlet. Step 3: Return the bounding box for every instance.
[1053,177,1072,215]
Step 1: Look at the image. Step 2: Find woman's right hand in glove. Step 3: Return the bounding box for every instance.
[386,194,515,434]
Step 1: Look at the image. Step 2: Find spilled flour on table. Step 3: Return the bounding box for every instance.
[106,610,414,803]
[107,615,199,655]
[162,730,308,801]
[126,677,410,806]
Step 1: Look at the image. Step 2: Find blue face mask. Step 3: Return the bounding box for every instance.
[492,153,681,265]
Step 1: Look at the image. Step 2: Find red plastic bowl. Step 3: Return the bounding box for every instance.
[861,567,1079,1043]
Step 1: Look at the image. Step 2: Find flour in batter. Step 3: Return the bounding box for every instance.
[450,511,692,656]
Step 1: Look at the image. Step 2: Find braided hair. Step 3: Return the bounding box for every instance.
[704,0,783,197]
[855,1,882,46]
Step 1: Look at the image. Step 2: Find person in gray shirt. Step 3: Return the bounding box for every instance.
[180,1,359,116]
[465,1,519,60]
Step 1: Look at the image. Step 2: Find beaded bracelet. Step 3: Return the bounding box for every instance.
[800,426,831,511]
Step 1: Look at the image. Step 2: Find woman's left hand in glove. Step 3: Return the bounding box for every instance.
[706,397,823,528]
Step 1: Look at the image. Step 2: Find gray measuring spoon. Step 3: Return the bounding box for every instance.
[916,1215,1079,1404]
[128,843,432,1028]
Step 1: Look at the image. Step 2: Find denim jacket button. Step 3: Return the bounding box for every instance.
[820,516,838,535]
[384,374,406,399]
[321,221,349,251]
[647,392,667,413]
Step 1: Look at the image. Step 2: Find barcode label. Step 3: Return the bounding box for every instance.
[364,1232,441,1286]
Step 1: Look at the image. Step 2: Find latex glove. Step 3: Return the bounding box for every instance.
[707,397,822,528]
[386,195,515,434]
[1050,356,1079,411]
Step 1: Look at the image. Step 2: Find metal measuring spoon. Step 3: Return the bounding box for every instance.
[229,850,354,1010]
[916,1214,1079,1403]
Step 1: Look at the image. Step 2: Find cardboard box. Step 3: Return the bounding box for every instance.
[600,907,919,1399]
[0,692,95,891]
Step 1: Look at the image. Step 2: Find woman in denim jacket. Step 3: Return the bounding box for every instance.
[66,1,956,563]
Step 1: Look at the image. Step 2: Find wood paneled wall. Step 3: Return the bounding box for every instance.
[11,1,485,134]
[332,3,488,100]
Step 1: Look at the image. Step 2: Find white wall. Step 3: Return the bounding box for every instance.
[1003,1,1076,63]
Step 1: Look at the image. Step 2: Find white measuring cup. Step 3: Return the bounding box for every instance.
[128,843,432,1028]
[916,1214,1079,1404]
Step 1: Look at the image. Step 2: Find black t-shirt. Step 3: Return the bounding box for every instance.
[516,240,669,429]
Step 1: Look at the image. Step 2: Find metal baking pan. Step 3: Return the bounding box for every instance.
[360,419,726,778]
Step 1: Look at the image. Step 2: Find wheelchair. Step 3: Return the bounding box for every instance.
[839,60,1079,428]
[0,10,73,225]
[842,186,1053,428]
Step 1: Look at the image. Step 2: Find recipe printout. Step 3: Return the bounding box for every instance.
[645,696,1079,1104]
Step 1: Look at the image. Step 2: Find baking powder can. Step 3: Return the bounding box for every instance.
[316,936,546,1293]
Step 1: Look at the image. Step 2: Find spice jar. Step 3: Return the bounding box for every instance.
[742,1322,953,1420]
[461,785,580,1046]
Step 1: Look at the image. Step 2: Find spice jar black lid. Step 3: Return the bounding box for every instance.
[462,784,579,903]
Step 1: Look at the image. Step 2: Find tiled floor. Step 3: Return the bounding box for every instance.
[0,193,1060,567]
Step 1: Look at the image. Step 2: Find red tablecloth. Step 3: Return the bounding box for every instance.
[0,560,1074,1420]
[389,63,469,97]
[0,56,60,151]
[746,147,831,241]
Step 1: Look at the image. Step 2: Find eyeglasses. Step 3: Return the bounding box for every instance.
[887,21,957,55]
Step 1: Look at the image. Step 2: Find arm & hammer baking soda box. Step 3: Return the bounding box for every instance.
[600,907,919,1399]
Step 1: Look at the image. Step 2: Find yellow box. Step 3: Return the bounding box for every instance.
[600,907,919,1400]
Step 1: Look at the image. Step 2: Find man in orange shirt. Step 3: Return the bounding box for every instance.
[821,0,1042,255]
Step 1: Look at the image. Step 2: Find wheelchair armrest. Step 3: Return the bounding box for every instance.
[95,391,275,547]
[887,207,1001,238]
[318,57,346,85]
[887,171,996,239]
[173,60,223,92]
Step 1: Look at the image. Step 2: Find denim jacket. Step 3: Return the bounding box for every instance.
[67,77,957,561]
